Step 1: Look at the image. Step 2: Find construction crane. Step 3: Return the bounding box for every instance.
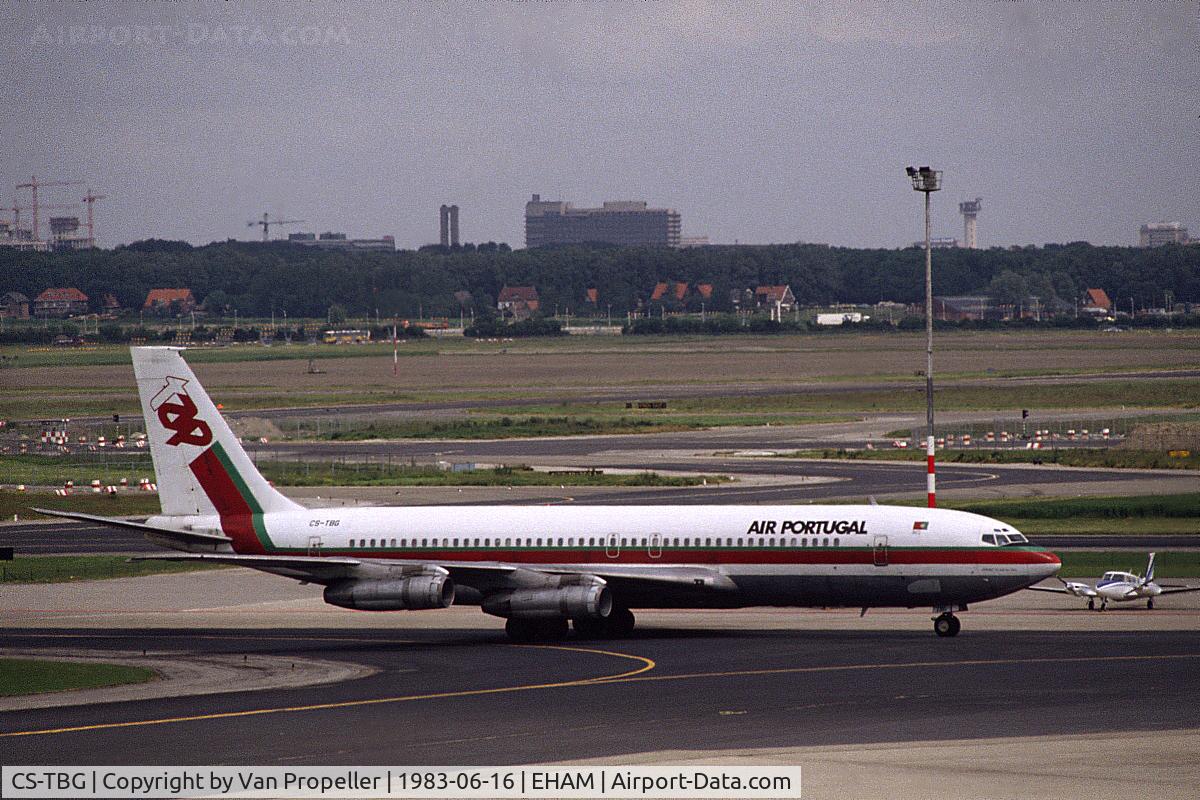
[15,176,84,241]
[82,189,107,248]
[248,213,305,242]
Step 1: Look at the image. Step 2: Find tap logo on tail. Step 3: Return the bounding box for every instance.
[150,376,213,447]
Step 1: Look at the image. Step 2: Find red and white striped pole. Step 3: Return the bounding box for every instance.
[907,166,941,509]
[926,434,936,508]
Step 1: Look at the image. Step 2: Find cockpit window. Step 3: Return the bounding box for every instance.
[982,534,996,545]
[1007,533,1028,544]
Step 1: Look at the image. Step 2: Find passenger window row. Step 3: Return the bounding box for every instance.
[340,536,841,549]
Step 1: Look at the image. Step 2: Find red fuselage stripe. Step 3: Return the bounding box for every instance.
[299,547,1060,567]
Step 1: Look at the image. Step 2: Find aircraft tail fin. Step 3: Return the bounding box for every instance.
[131,347,301,518]
[1145,552,1156,584]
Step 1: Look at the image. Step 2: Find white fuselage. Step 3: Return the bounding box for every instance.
[153,503,1061,609]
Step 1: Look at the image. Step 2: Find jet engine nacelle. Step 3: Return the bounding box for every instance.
[324,575,455,611]
[482,584,612,620]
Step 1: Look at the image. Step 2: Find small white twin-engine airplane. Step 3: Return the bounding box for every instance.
[1028,552,1200,611]
[39,347,1061,640]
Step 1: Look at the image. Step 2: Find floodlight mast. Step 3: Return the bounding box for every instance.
[907,165,942,508]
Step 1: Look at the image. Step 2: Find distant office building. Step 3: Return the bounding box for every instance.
[1140,222,1188,247]
[0,221,48,252]
[525,195,681,248]
[287,232,395,251]
[678,236,709,248]
[49,216,88,252]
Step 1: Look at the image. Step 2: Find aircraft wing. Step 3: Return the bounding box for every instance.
[554,563,738,592]
[130,552,363,581]
[129,553,736,595]
[1026,580,1098,598]
[1158,585,1200,595]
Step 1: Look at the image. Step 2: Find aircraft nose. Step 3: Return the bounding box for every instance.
[1036,550,1062,579]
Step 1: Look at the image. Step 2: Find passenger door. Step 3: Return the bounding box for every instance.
[873,535,888,567]
[648,533,663,559]
[605,533,620,559]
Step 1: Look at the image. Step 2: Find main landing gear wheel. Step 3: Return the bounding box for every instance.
[933,613,960,637]
[607,607,636,638]
[505,617,569,643]
[573,608,635,639]
[1147,599,1154,610]
[572,617,607,639]
[1087,599,1095,611]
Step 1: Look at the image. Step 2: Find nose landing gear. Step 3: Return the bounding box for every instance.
[933,612,961,637]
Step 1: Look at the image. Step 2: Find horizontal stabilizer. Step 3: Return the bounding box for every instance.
[31,508,232,546]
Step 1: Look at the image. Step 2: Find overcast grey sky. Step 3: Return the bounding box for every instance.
[2,1,1197,249]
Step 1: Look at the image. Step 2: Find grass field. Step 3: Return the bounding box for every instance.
[0,490,162,520]
[0,457,727,494]
[294,416,708,440]
[4,329,1198,421]
[0,555,228,583]
[0,454,157,488]
[1056,551,1200,579]
[786,447,1200,470]
[0,658,157,697]
[893,493,1200,538]
[256,462,728,487]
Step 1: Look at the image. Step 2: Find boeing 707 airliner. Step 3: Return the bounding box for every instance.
[39,347,1061,640]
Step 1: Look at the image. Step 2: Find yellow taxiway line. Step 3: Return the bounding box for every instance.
[4,650,1197,740]
[0,645,655,739]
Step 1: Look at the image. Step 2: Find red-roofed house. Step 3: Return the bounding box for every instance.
[497,286,540,319]
[755,285,796,312]
[650,281,690,305]
[34,287,89,318]
[696,283,713,302]
[144,288,196,314]
[1082,288,1112,313]
[585,288,599,305]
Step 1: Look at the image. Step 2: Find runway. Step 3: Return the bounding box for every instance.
[3,626,1199,765]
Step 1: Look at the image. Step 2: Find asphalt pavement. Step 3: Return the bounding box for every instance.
[2,626,1198,765]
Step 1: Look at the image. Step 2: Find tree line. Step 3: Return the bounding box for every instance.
[2,238,1196,319]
